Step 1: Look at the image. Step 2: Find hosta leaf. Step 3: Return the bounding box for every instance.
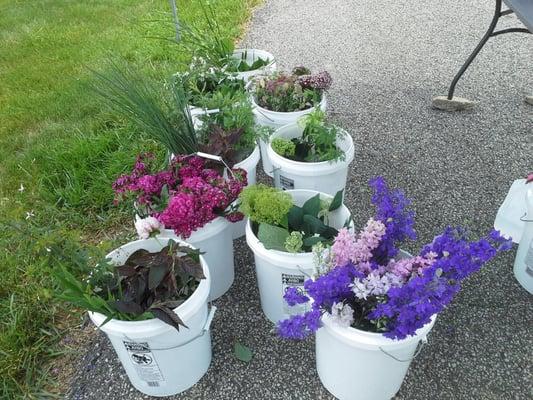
[303,214,328,235]
[328,189,344,211]
[302,194,321,218]
[150,306,187,331]
[234,341,253,362]
[287,206,304,230]
[303,236,325,247]
[257,223,290,252]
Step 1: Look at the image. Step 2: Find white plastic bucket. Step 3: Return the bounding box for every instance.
[88,237,214,397]
[252,95,327,176]
[232,145,261,239]
[316,314,437,400]
[245,189,352,323]
[159,217,234,300]
[231,48,276,82]
[267,123,355,196]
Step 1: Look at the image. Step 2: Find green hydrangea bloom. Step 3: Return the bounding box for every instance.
[239,184,293,225]
[285,231,303,253]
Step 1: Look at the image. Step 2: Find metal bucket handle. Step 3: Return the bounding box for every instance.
[379,335,428,363]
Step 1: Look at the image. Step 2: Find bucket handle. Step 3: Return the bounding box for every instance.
[122,306,217,351]
[379,335,428,363]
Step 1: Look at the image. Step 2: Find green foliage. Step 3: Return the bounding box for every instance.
[91,62,198,157]
[196,91,257,160]
[54,240,205,331]
[288,108,346,162]
[244,188,345,253]
[234,341,253,362]
[239,184,293,225]
[271,138,296,157]
[258,223,291,251]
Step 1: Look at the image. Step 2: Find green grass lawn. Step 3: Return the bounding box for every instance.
[0,0,258,397]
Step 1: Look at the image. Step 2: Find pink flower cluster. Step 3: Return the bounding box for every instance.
[113,154,247,238]
[386,252,437,280]
[298,71,332,91]
[331,218,386,267]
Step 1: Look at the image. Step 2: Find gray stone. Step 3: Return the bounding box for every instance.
[432,96,477,111]
[525,95,533,105]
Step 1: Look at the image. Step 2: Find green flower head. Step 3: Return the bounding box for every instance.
[285,231,303,253]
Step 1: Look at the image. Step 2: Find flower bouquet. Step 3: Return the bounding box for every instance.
[277,177,511,399]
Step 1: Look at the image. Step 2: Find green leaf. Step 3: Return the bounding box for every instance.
[328,189,344,211]
[288,206,304,230]
[234,341,253,362]
[257,223,290,252]
[303,214,329,235]
[302,194,321,218]
[303,236,325,247]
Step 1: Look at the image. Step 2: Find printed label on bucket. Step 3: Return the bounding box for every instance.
[281,273,309,315]
[279,175,295,190]
[524,239,533,278]
[123,341,165,386]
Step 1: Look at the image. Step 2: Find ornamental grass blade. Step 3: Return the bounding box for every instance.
[234,341,253,362]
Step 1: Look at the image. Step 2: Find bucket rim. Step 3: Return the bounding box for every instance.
[250,93,327,117]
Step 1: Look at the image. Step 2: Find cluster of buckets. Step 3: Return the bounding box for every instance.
[89,49,435,400]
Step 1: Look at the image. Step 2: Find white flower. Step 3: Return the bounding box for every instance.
[329,302,355,328]
[25,210,35,220]
[18,183,25,193]
[351,278,369,300]
[135,216,164,240]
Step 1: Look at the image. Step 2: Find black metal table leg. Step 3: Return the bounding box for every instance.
[446,0,503,100]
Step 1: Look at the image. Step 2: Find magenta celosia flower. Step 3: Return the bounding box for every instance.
[113,154,247,238]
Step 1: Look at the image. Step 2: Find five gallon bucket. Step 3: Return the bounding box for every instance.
[252,96,327,177]
[88,237,214,397]
[160,217,234,300]
[316,314,437,400]
[267,123,354,196]
[246,189,352,323]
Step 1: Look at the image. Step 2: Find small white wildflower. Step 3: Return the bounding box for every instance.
[18,183,25,193]
[135,216,164,239]
[329,302,355,328]
[25,210,35,220]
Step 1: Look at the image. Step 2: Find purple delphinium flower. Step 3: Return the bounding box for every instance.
[369,177,416,263]
[370,227,509,339]
[283,287,309,306]
[277,309,321,340]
